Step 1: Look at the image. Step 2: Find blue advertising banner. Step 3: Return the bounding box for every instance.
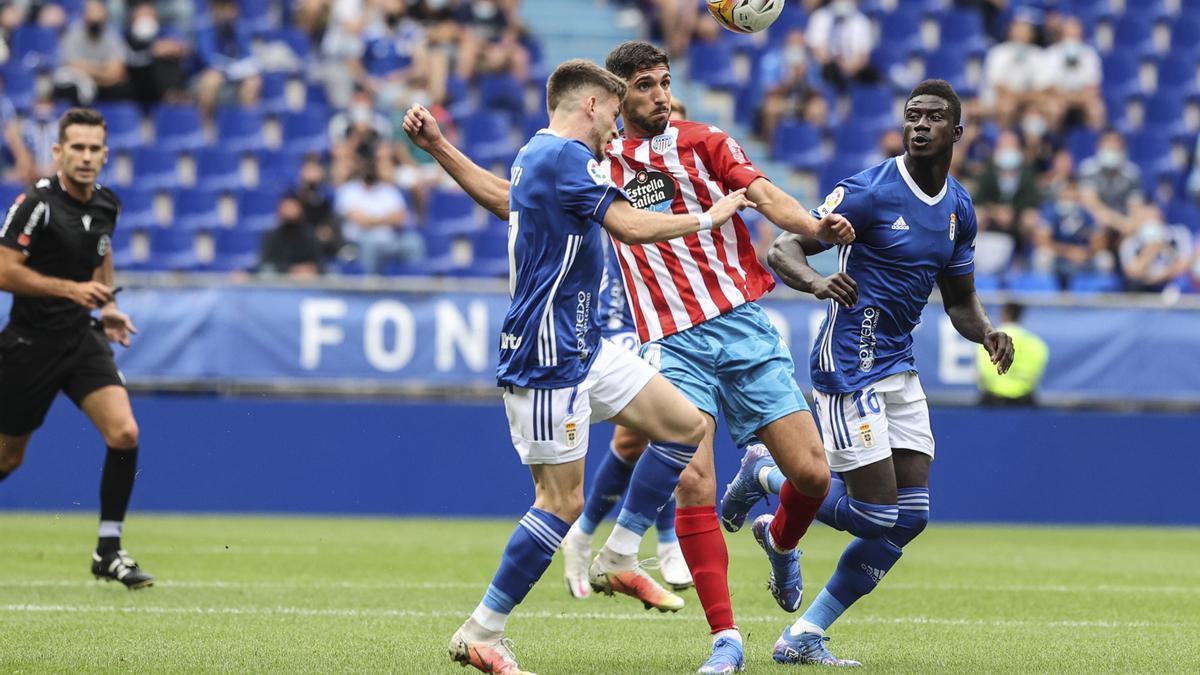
[1,286,1198,403]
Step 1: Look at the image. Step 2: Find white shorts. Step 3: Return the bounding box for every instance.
[503,338,657,465]
[812,371,935,473]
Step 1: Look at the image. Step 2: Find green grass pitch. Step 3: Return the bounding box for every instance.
[1,513,1198,673]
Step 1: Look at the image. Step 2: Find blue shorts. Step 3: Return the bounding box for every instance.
[640,303,808,447]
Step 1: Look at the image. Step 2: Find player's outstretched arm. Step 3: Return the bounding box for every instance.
[767,232,858,308]
[0,247,114,308]
[400,104,511,220]
[602,188,755,245]
[746,178,855,244]
[937,272,1014,374]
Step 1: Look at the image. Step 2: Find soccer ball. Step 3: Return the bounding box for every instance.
[706,0,786,34]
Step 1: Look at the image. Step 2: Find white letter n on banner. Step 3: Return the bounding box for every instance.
[299,298,347,369]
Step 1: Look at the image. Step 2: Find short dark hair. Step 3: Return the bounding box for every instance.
[546,59,627,112]
[58,107,106,143]
[605,41,670,81]
[1002,302,1025,322]
[906,79,962,125]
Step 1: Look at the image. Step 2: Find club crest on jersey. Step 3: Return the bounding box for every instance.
[859,423,875,448]
[949,213,957,240]
[623,170,676,213]
[651,133,673,155]
[565,422,580,448]
[97,233,111,256]
[81,214,92,231]
[586,158,609,185]
[725,137,747,164]
[816,186,844,218]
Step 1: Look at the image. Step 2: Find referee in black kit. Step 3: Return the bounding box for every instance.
[0,108,153,589]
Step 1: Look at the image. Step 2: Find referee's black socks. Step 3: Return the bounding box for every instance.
[98,446,138,554]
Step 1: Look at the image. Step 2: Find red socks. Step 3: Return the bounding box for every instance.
[769,480,827,550]
[675,504,735,634]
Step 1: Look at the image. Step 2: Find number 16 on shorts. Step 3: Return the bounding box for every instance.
[811,372,935,473]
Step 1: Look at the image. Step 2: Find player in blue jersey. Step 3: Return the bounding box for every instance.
[720,79,1015,666]
[428,59,755,675]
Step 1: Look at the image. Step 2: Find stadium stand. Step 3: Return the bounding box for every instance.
[0,0,1195,292]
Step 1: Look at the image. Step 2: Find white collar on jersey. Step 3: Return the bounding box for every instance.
[536,128,562,137]
[894,155,947,206]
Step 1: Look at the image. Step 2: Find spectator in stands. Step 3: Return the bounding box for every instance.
[457,0,530,84]
[335,149,423,275]
[123,0,187,107]
[195,0,262,122]
[805,0,878,92]
[974,130,1041,257]
[358,0,431,110]
[799,91,831,131]
[756,29,819,141]
[982,16,1046,128]
[977,302,1048,407]
[106,0,194,35]
[53,0,132,104]
[0,81,33,182]
[329,86,393,172]
[1041,15,1104,131]
[19,89,58,178]
[1187,135,1200,204]
[260,194,325,278]
[1118,202,1193,293]
[1079,130,1142,228]
[1039,149,1076,203]
[1033,177,1107,289]
[287,155,342,260]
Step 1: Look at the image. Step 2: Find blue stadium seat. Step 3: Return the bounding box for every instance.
[256,148,303,190]
[1,64,36,112]
[236,189,281,231]
[239,0,276,35]
[260,73,293,115]
[281,109,330,155]
[0,182,24,212]
[153,105,207,154]
[149,228,199,271]
[1006,272,1059,293]
[173,188,223,231]
[1061,0,1113,27]
[877,11,925,57]
[1165,199,1200,231]
[1170,16,1200,58]
[195,148,243,192]
[1065,128,1099,167]
[688,39,740,91]
[847,85,895,137]
[110,225,138,269]
[443,74,477,121]
[216,107,267,154]
[819,158,872,195]
[462,111,515,168]
[1142,92,1192,140]
[469,228,510,277]
[118,188,161,230]
[833,124,878,166]
[1155,54,1198,99]
[1127,130,1177,177]
[10,26,59,71]
[95,102,143,154]
[275,27,313,65]
[428,188,482,235]
[210,228,263,272]
[923,47,973,97]
[1068,272,1122,293]
[478,73,526,116]
[771,121,826,172]
[1109,17,1157,58]
[1101,53,1143,104]
[937,9,990,55]
[973,273,1002,292]
[132,148,181,192]
[393,230,457,276]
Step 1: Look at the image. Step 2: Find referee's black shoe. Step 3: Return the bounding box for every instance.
[91,549,155,590]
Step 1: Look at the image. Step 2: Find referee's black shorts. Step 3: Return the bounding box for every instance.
[0,321,125,436]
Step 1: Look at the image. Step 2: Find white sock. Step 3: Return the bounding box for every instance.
[789,618,824,637]
[470,604,509,635]
[564,522,592,548]
[756,466,773,492]
[713,628,742,645]
[604,524,643,557]
[98,520,123,538]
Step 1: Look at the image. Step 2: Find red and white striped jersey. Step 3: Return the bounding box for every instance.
[604,120,775,342]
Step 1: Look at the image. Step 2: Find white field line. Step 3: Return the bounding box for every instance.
[0,603,1186,630]
[0,544,322,555]
[5,579,1200,595]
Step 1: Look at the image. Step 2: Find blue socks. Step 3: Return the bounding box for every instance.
[656,496,677,544]
[798,487,931,633]
[607,442,696,556]
[577,448,635,536]
[471,507,570,633]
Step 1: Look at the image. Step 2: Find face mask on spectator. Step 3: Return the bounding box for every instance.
[996,148,1022,171]
[1021,115,1047,138]
[350,105,373,125]
[831,0,855,17]
[86,20,105,38]
[784,47,806,67]
[131,16,158,41]
[1140,220,1166,243]
[1098,149,1124,169]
